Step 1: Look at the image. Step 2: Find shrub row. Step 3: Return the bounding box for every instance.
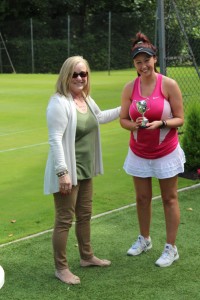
[2,38,132,73]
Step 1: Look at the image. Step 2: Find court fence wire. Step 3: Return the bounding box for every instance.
[0,0,199,120]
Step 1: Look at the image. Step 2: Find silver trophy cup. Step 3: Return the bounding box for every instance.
[136,99,150,128]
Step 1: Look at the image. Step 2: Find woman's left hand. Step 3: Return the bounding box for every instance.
[145,120,162,130]
[59,174,72,194]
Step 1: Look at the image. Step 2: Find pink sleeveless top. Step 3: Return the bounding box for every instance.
[129,73,178,159]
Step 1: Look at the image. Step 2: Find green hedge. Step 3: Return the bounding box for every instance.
[4,37,132,73]
[182,103,200,172]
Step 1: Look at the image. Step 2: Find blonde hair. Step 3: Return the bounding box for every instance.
[56,56,91,97]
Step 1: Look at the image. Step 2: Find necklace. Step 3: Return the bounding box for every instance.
[73,97,87,111]
[74,99,86,108]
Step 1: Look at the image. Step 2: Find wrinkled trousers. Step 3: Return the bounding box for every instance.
[52,179,93,270]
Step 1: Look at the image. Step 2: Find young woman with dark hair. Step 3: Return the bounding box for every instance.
[120,32,185,268]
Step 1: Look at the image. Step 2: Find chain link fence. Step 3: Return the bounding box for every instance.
[0,12,156,73]
[0,0,199,121]
[164,0,200,137]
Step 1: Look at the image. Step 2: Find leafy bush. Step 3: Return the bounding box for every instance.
[182,103,200,171]
[189,36,200,65]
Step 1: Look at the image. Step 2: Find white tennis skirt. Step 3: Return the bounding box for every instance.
[123,144,186,179]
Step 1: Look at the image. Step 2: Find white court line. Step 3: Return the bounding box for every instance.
[0,142,48,153]
[0,125,120,138]
[0,183,199,248]
[0,128,46,137]
[0,128,121,153]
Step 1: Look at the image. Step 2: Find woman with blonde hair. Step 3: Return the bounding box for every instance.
[44,56,120,284]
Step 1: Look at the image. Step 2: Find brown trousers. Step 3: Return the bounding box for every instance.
[52,179,93,270]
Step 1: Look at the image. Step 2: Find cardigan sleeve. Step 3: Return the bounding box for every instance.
[46,95,69,173]
[88,97,121,124]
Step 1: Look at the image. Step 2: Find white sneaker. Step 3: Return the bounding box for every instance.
[155,244,179,267]
[127,235,152,256]
[0,266,5,289]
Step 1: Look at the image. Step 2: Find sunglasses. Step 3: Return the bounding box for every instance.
[72,71,88,78]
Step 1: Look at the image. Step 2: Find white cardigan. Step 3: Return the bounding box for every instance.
[44,93,120,194]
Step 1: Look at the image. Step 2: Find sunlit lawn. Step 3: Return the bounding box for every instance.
[0,71,198,245]
[0,185,199,299]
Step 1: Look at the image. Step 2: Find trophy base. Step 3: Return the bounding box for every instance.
[139,118,149,128]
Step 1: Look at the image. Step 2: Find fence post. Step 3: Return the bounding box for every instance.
[0,32,16,73]
[157,0,166,75]
[30,18,35,73]
[108,11,111,75]
[0,38,2,73]
[67,15,70,57]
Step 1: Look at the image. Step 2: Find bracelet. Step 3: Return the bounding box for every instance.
[57,170,68,177]
[159,120,167,129]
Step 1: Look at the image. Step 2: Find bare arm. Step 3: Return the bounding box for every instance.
[120,81,139,131]
[147,76,184,130]
[164,77,184,127]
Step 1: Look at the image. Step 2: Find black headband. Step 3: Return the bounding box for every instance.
[132,47,156,59]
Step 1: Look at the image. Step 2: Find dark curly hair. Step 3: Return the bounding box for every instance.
[131,32,157,54]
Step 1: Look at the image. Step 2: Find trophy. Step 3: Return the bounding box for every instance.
[134,99,150,128]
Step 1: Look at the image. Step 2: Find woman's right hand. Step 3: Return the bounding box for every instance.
[59,174,72,194]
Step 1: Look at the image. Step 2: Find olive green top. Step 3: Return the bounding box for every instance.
[75,106,98,180]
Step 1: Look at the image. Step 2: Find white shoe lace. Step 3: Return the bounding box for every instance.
[132,239,141,249]
[132,236,148,251]
[161,247,175,260]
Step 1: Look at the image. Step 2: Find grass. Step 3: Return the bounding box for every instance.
[0,71,199,244]
[0,71,200,299]
[0,185,200,299]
